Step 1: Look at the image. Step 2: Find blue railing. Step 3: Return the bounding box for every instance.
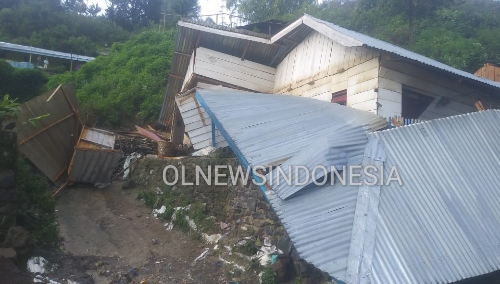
[387,116,424,129]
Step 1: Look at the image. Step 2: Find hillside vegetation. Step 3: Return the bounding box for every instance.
[1,0,499,127]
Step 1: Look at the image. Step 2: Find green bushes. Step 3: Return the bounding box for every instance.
[0,60,48,102]
[49,30,175,127]
[16,159,58,246]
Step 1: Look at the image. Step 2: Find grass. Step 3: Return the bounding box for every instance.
[261,263,277,284]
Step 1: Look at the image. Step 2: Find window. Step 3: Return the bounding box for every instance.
[331,90,347,105]
[401,87,435,119]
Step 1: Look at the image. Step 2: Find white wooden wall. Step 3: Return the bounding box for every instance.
[274,31,379,93]
[274,31,381,114]
[183,47,276,93]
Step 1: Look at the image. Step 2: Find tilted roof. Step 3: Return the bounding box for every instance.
[0,41,95,62]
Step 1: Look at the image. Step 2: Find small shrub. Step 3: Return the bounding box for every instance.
[137,191,157,208]
[261,264,277,284]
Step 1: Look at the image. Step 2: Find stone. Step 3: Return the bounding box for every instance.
[277,236,293,256]
[246,198,257,212]
[294,260,309,277]
[291,248,301,262]
[3,226,30,249]
[271,257,289,282]
[0,247,16,259]
[0,171,15,189]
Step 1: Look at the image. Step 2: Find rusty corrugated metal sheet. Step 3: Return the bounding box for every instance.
[16,84,82,182]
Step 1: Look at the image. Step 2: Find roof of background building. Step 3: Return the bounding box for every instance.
[192,88,500,283]
[0,41,95,62]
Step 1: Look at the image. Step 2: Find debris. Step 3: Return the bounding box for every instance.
[191,146,217,156]
[202,233,222,244]
[151,239,159,245]
[215,261,223,267]
[164,222,174,230]
[95,182,111,189]
[27,256,49,274]
[219,221,230,230]
[152,206,166,218]
[122,152,141,179]
[154,187,163,195]
[135,125,164,142]
[33,275,59,284]
[193,248,209,262]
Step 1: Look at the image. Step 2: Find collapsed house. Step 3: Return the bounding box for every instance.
[159,14,500,151]
[158,15,500,283]
[187,89,500,284]
[15,85,122,193]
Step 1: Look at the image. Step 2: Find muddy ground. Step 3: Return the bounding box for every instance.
[36,182,237,284]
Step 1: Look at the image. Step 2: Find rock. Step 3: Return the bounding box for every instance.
[294,259,309,277]
[277,236,293,256]
[3,226,30,249]
[0,171,15,189]
[122,179,136,189]
[271,257,289,282]
[0,247,16,259]
[246,198,257,212]
[291,248,301,262]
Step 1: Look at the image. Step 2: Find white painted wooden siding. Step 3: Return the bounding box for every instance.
[186,47,276,93]
[274,31,379,92]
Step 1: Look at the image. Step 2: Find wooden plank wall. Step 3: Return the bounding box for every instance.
[189,47,276,93]
[378,59,496,119]
[474,63,500,82]
[176,83,235,150]
[274,31,380,114]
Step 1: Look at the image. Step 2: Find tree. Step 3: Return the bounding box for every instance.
[226,0,317,22]
[171,0,200,18]
[87,3,101,17]
[106,0,162,31]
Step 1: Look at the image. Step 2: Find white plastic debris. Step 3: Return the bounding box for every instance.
[123,152,141,179]
[191,146,217,157]
[152,206,166,218]
[28,256,49,274]
[253,238,283,266]
[202,233,222,244]
[33,275,59,284]
[164,222,173,230]
[193,248,209,262]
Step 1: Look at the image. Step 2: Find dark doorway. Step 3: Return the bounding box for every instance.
[402,87,435,119]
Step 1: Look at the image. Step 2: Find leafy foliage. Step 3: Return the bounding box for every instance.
[0,60,48,102]
[48,30,176,127]
[226,0,317,22]
[0,0,129,56]
[106,0,163,31]
[0,94,19,124]
[16,159,58,246]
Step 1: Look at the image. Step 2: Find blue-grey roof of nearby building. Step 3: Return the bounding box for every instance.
[193,87,500,283]
[0,41,95,62]
[195,89,387,168]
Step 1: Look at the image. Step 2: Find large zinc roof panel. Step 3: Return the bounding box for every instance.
[369,110,500,284]
[306,15,500,89]
[0,41,95,62]
[196,89,387,168]
[267,182,360,282]
[267,123,369,200]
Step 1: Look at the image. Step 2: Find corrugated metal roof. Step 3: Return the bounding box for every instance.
[199,87,500,283]
[366,110,500,284]
[0,41,95,62]
[266,181,359,282]
[305,15,500,90]
[196,89,388,168]
[267,123,371,200]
